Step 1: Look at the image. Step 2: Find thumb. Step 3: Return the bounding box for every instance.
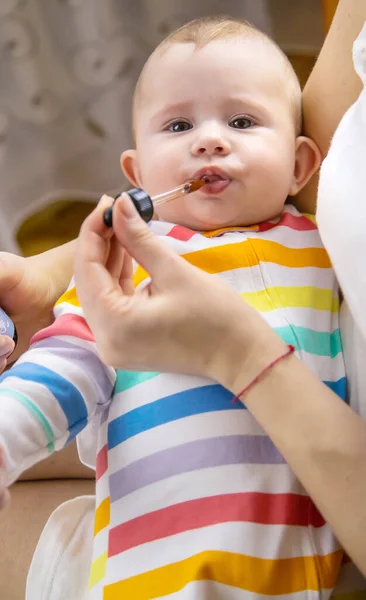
[112,193,188,286]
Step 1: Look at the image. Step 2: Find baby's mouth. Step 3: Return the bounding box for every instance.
[196,171,232,195]
[201,173,225,184]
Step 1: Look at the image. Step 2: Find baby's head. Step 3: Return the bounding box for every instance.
[121,15,321,230]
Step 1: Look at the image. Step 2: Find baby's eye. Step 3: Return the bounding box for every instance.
[167,121,192,133]
[229,116,253,129]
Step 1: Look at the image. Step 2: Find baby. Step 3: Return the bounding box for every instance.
[0,15,350,599]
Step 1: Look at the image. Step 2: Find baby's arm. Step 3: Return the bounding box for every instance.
[0,279,115,484]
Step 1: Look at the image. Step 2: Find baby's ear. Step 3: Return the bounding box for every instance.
[120,149,142,187]
[288,136,322,196]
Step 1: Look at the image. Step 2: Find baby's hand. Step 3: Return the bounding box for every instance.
[0,334,15,374]
[0,447,9,510]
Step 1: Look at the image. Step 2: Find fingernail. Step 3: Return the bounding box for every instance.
[99,194,113,209]
[118,194,138,221]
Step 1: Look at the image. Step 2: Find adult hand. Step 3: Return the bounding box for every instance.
[75,194,285,392]
[0,249,70,366]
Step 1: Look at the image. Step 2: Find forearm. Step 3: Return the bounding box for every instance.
[0,300,115,483]
[227,345,366,573]
[0,386,63,484]
[0,348,93,482]
[303,0,364,156]
[30,239,76,303]
[296,0,366,213]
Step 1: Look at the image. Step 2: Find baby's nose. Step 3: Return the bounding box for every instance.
[197,143,226,154]
[192,135,231,156]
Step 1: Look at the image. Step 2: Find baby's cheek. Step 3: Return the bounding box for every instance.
[140,154,178,192]
[257,147,293,188]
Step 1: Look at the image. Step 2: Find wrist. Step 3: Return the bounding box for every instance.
[30,240,76,305]
[208,318,287,395]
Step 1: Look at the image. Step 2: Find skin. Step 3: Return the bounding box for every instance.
[296,0,365,213]
[2,3,366,594]
[121,37,320,230]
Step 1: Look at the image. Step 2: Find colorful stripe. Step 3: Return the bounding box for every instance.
[94,497,110,536]
[242,286,339,312]
[203,225,259,237]
[203,212,316,237]
[108,493,326,556]
[109,435,284,502]
[31,313,93,344]
[134,270,339,314]
[249,239,330,267]
[96,444,108,481]
[167,225,196,241]
[104,549,343,598]
[134,241,331,287]
[55,286,80,307]
[324,378,347,400]
[274,325,343,357]
[0,362,88,440]
[107,375,346,451]
[0,387,55,452]
[114,370,159,394]
[31,338,114,399]
[108,384,240,449]
[89,551,107,589]
[258,211,317,232]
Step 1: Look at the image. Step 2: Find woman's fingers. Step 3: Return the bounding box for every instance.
[119,251,134,296]
[75,195,125,315]
[112,194,190,288]
[105,234,125,281]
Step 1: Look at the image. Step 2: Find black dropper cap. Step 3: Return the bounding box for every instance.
[103,188,154,228]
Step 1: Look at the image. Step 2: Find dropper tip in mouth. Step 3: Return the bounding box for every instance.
[188,178,205,192]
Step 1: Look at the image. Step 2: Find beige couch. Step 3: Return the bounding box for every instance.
[0,443,94,600]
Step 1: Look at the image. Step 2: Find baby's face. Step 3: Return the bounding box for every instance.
[124,38,300,230]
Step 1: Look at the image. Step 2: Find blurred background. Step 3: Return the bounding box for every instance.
[0,0,337,255]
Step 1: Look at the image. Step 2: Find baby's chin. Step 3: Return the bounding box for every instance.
[156,198,285,231]
[156,205,247,231]
[156,209,261,232]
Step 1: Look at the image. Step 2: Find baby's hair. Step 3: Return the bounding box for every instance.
[133,14,302,135]
[160,14,260,47]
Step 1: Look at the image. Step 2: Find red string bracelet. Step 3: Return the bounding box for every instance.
[233,344,295,403]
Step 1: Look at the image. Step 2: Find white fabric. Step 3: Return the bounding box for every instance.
[26,496,95,600]
[340,301,366,417]
[317,22,366,342]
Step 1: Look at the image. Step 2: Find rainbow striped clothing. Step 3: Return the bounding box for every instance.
[0,205,355,599]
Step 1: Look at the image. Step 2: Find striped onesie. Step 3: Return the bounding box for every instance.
[0,205,360,599]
